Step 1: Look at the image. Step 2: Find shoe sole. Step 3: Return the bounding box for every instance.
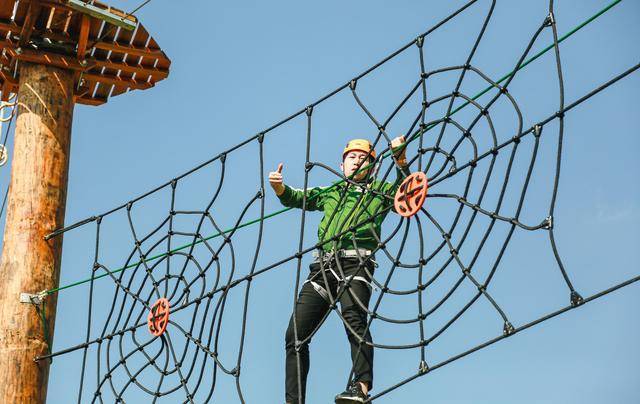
[335,397,367,404]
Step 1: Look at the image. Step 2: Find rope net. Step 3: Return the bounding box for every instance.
[36,1,638,403]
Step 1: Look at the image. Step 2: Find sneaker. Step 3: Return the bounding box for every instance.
[335,381,369,403]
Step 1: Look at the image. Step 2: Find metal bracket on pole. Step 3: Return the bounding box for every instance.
[66,0,137,31]
[19,290,47,306]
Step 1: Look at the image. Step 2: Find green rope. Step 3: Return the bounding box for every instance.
[46,0,622,297]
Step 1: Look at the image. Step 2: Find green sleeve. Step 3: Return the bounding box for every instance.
[277,185,325,211]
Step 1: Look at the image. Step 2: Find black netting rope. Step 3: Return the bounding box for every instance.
[30,1,639,403]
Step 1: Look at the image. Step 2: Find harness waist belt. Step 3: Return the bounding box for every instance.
[312,248,372,259]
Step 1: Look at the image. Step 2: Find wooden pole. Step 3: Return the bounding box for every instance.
[0,62,74,403]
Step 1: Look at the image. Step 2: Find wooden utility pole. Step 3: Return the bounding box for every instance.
[0,62,74,403]
[0,1,170,402]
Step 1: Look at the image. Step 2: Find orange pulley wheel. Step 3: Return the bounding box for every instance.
[394,172,428,217]
[147,298,170,337]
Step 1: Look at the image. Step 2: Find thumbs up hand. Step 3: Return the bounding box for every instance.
[268,163,286,196]
[391,136,408,167]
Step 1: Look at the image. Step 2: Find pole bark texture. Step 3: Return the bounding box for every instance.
[0,63,74,403]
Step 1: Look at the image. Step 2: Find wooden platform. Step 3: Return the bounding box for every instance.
[0,0,171,106]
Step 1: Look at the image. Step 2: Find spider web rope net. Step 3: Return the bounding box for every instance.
[35,1,639,403]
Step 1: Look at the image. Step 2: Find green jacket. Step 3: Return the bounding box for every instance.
[277,174,402,252]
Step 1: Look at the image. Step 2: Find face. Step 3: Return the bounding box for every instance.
[341,150,371,181]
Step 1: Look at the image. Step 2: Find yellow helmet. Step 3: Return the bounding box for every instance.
[343,139,376,160]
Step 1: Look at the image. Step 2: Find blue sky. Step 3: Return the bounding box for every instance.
[1,1,638,403]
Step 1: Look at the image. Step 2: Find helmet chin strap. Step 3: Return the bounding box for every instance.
[362,158,380,185]
[371,159,381,180]
[345,157,378,185]
[359,159,380,185]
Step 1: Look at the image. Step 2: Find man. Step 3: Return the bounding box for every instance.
[269,137,408,404]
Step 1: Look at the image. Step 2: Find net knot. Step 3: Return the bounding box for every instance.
[570,291,584,307]
[545,11,555,27]
[503,321,515,336]
[533,124,543,137]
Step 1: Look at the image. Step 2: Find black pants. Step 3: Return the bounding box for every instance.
[285,257,374,404]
